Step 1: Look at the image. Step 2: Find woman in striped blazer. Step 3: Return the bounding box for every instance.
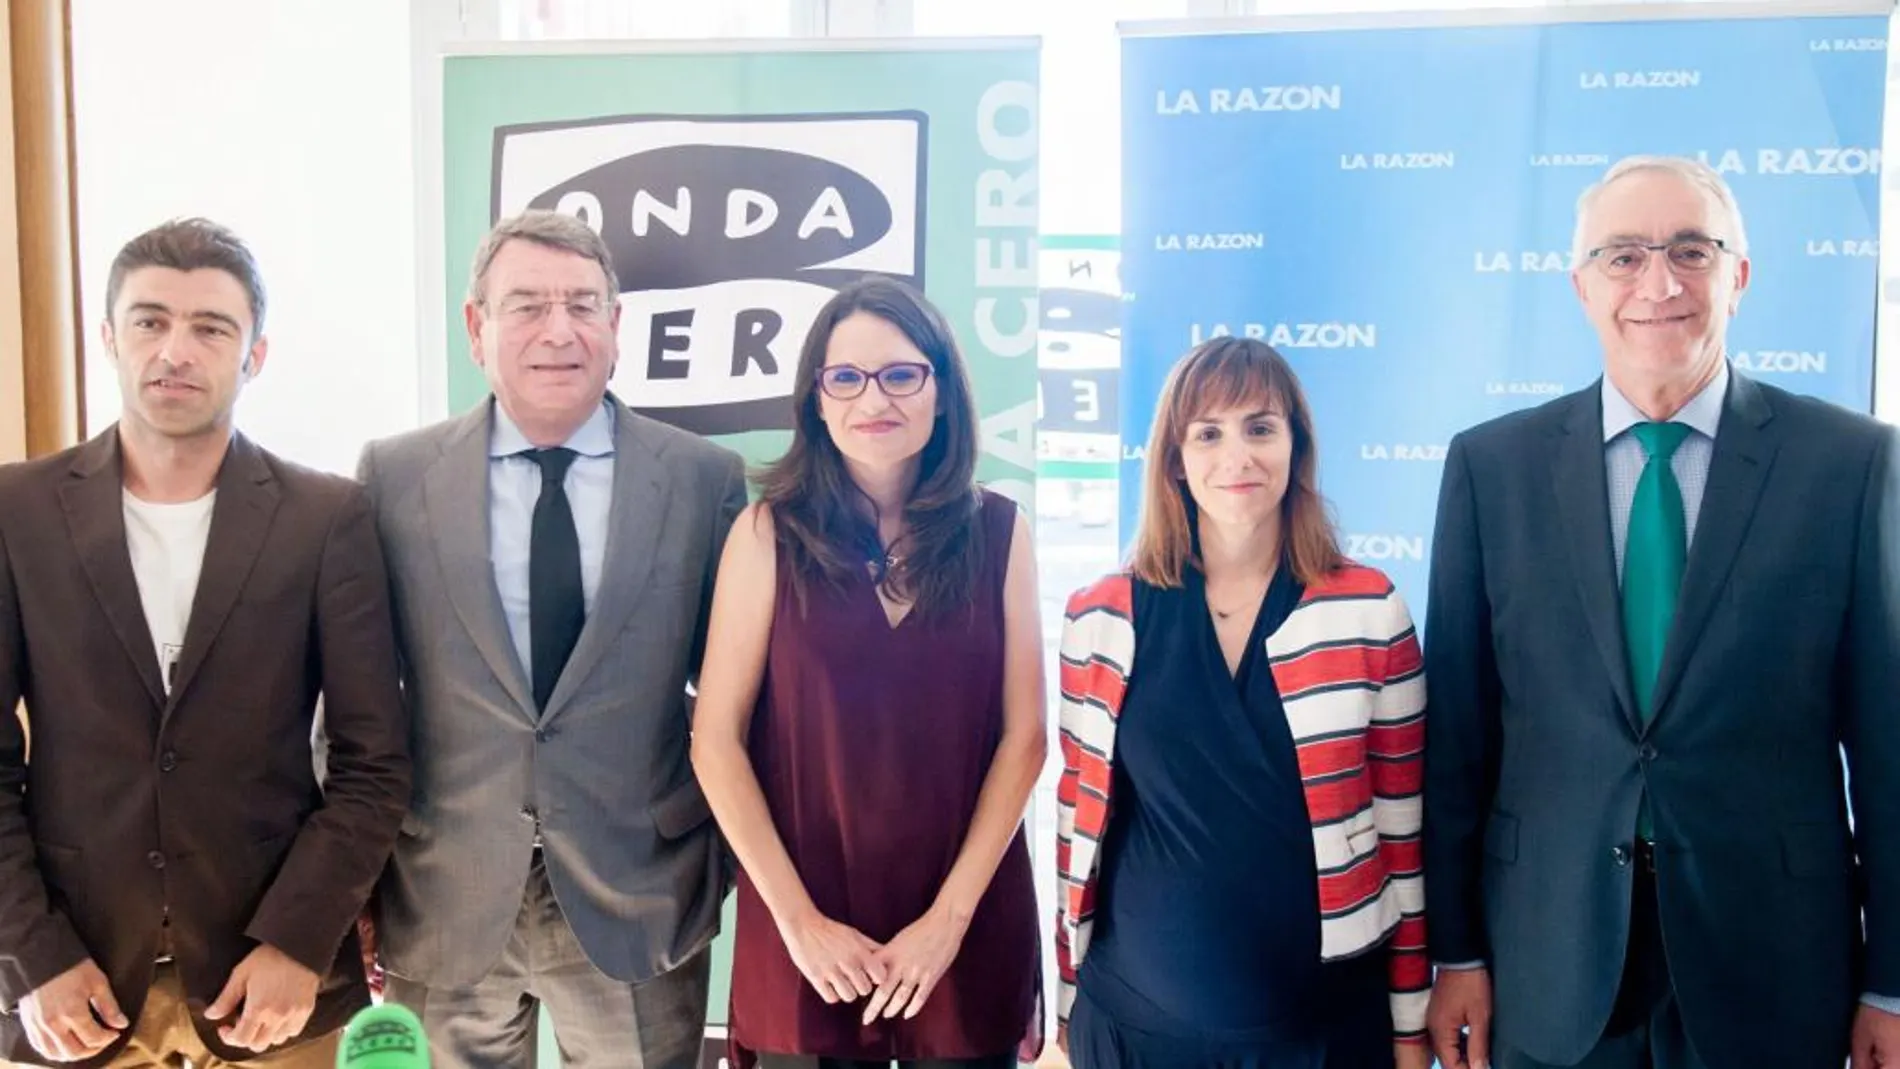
[1054,338,1429,1069]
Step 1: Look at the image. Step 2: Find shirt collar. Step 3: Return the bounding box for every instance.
[1601,358,1728,444]
[489,398,617,459]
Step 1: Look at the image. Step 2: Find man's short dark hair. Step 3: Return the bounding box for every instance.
[105,218,267,341]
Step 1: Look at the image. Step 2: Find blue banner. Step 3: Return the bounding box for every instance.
[1119,7,1889,610]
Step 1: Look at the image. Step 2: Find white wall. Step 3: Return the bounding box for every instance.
[72,0,426,476]
[912,0,1193,236]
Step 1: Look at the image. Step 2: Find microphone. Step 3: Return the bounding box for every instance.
[336,1002,430,1068]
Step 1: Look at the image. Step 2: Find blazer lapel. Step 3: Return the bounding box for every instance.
[57,430,165,708]
[164,433,279,718]
[422,402,537,721]
[1550,385,1644,735]
[1646,371,1777,722]
[540,401,669,723]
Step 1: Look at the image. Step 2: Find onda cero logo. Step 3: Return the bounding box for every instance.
[491,111,928,435]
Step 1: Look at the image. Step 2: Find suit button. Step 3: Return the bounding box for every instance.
[1639,744,1658,762]
[159,751,178,772]
[535,728,551,742]
[147,851,165,870]
[1611,845,1632,867]
[520,806,537,821]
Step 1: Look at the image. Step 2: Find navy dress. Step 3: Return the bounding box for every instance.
[1071,565,1393,1069]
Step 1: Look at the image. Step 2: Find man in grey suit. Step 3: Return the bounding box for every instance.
[1423,156,1900,1069]
[358,210,747,1069]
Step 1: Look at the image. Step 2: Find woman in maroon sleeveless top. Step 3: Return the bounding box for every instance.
[692,277,1046,1069]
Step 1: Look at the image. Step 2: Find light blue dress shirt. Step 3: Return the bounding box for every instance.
[487,399,616,686]
[1602,358,1724,579]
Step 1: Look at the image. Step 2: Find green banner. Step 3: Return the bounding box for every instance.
[442,42,1041,501]
[439,41,1041,1060]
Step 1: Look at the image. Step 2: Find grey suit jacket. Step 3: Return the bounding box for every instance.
[1422,371,1900,1069]
[357,395,747,987]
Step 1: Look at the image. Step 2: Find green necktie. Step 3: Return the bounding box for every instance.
[1625,421,1690,844]
[1622,421,1692,722]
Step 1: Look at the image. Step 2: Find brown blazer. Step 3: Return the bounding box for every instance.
[0,428,410,1066]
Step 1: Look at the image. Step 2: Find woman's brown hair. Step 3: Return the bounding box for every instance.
[756,276,983,618]
[1127,336,1345,587]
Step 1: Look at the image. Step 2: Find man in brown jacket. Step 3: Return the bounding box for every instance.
[0,218,410,1066]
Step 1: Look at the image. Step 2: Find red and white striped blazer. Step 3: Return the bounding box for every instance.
[1054,564,1430,1041]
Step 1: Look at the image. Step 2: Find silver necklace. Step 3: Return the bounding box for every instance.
[1208,572,1274,620]
[870,547,903,579]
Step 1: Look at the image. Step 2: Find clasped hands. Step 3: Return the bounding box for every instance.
[779,903,969,1025]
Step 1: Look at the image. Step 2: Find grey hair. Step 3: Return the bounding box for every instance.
[467,209,620,303]
[1571,155,1749,268]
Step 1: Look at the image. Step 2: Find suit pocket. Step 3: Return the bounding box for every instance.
[1484,812,1519,864]
[35,841,81,866]
[620,574,700,639]
[235,569,310,611]
[641,568,695,598]
[1782,823,1853,879]
[650,778,713,840]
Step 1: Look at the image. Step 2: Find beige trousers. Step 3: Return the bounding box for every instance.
[102,963,338,1069]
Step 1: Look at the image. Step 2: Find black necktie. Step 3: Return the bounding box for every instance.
[525,447,584,712]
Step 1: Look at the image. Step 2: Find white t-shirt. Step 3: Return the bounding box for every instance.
[122,489,216,693]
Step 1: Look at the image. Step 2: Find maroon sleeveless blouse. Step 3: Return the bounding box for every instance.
[728,489,1041,1064]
